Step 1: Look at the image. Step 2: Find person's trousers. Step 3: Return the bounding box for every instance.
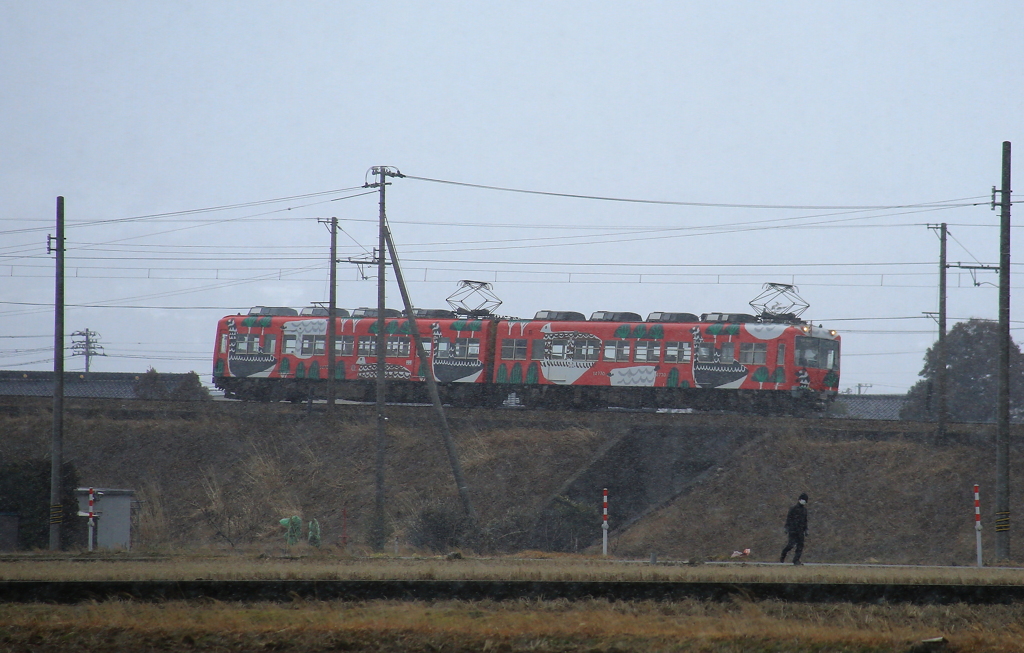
[780,532,804,563]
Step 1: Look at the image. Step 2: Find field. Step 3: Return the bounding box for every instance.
[2,554,1024,652]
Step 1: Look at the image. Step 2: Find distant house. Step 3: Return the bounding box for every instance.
[833,394,908,420]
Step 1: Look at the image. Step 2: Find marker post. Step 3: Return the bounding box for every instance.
[602,487,608,556]
[974,484,983,568]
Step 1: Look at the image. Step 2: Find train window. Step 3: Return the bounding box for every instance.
[795,337,840,370]
[603,340,631,362]
[531,340,545,360]
[237,335,260,354]
[357,336,378,357]
[283,335,297,355]
[573,338,601,361]
[220,334,229,354]
[334,336,355,356]
[301,335,326,356]
[453,337,480,359]
[739,342,767,365]
[386,336,411,358]
[664,341,692,363]
[262,335,277,355]
[634,340,661,363]
[696,343,715,363]
[547,338,569,360]
[501,338,529,360]
[721,343,735,362]
[776,343,786,366]
[435,339,452,358]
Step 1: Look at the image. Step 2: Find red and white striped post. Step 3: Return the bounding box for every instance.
[87,487,95,552]
[602,487,609,556]
[974,484,983,568]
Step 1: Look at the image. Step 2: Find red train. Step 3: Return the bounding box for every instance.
[212,305,840,414]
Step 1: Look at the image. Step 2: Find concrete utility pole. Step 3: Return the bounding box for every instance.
[995,141,1012,561]
[382,220,480,538]
[327,217,338,415]
[48,196,65,551]
[927,223,948,439]
[365,167,395,551]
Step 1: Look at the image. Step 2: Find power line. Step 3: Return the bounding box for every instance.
[404,174,986,211]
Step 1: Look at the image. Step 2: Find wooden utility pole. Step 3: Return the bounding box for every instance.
[327,217,338,415]
[48,197,65,551]
[995,141,1012,561]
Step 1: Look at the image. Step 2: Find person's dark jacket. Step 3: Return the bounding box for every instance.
[785,503,808,535]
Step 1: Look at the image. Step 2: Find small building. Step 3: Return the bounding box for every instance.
[75,488,135,550]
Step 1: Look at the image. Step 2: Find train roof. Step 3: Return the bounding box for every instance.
[590,311,642,322]
[534,310,586,321]
[647,311,701,323]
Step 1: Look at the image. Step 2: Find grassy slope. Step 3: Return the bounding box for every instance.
[3,400,1022,565]
[611,429,1024,566]
[0,402,607,550]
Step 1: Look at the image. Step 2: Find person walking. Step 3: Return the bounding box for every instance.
[780,493,808,565]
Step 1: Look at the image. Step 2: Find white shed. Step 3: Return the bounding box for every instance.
[75,488,135,550]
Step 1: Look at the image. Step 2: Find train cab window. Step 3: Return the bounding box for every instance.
[634,340,661,363]
[220,334,229,354]
[795,337,839,370]
[739,342,767,365]
[283,335,297,355]
[262,335,277,355]
[357,336,378,357]
[603,340,631,362]
[696,343,715,363]
[334,335,355,356]
[501,338,529,360]
[776,343,786,366]
[386,336,411,358]
[573,338,601,361]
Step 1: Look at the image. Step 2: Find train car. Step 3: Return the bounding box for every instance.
[213,306,840,413]
[213,307,499,405]
[488,310,839,413]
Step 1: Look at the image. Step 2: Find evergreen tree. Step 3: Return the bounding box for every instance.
[901,319,1024,422]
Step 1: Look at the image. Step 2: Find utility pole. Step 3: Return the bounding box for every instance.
[928,223,948,439]
[995,141,1012,561]
[70,329,105,374]
[382,217,481,539]
[364,166,395,551]
[326,217,338,415]
[48,197,65,551]
[855,383,873,395]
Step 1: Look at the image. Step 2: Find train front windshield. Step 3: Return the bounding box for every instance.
[795,336,840,370]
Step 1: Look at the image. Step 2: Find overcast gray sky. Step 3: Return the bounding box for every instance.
[2,2,1022,394]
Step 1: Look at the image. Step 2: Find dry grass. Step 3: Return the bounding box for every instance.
[2,552,1024,586]
[0,597,1021,652]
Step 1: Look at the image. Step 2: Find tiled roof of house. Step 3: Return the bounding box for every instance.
[834,394,908,420]
[0,371,197,400]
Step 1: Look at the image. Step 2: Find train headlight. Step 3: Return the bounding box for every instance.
[829,330,837,337]
[801,325,811,333]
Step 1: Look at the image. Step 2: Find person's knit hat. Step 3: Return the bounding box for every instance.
[798,493,808,502]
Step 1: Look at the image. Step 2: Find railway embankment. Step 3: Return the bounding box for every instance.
[1,396,1022,566]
